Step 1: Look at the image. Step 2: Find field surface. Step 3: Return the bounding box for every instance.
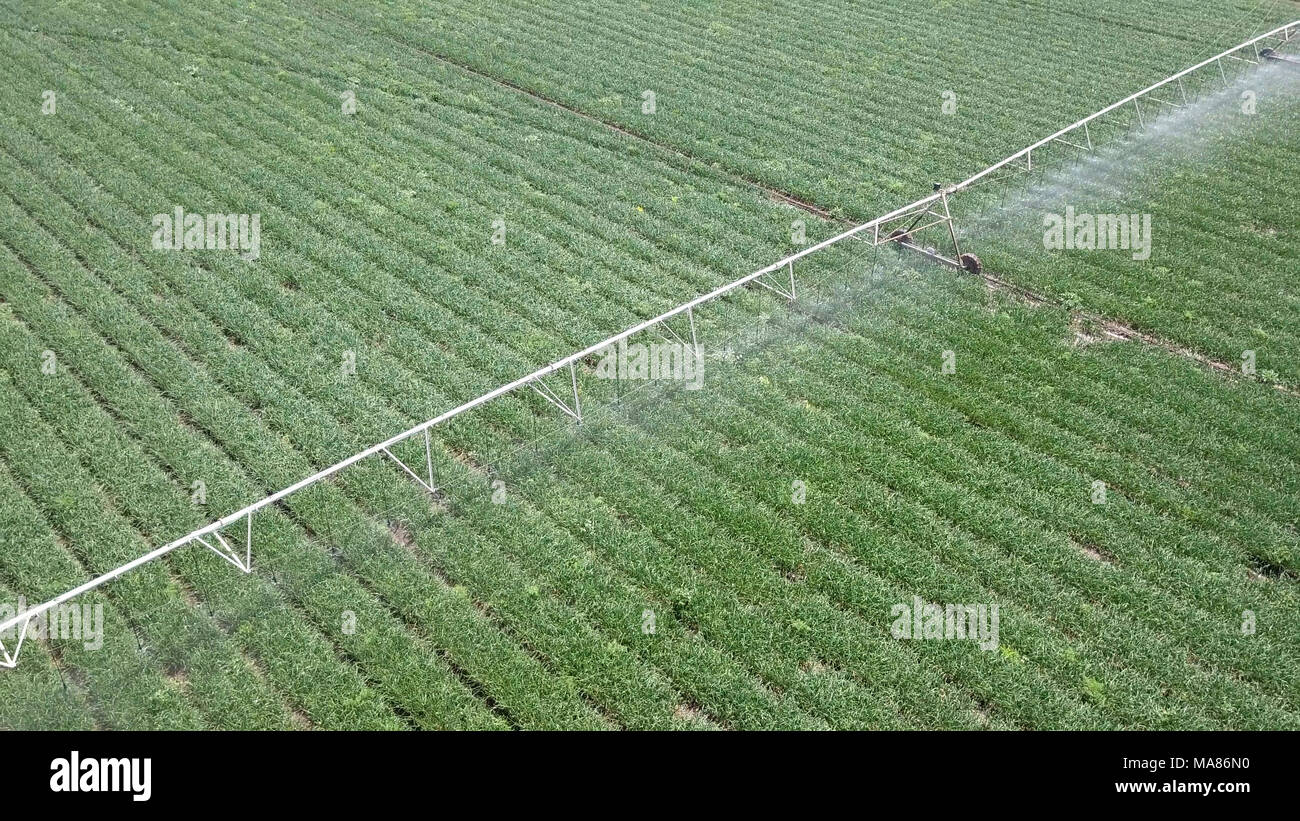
[0,0,1297,729]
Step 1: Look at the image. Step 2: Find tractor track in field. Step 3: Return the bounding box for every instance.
[315,7,845,223]
[14,14,1290,397]
[317,9,1298,399]
[24,10,1292,398]
[963,263,1300,398]
[0,18,839,224]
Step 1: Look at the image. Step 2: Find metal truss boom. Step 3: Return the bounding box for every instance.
[2,20,1295,667]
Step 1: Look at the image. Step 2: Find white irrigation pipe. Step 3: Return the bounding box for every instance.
[2,20,1296,663]
[957,21,1298,192]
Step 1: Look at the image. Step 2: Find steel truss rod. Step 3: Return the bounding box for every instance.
[424,428,437,492]
[686,306,700,361]
[1051,135,1091,151]
[530,378,579,420]
[569,362,582,422]
[0,618,30,669]
[875,214,956,243]
[1,20,1294,667]
[1142,95,1182,109]
[892,238,962,270]
[940,191,962,260]
[956,21,1298,192]
[656,315,691,351]
[754,260,796,300]
[530,365,583,422]
[381,446,437,495]
[194,530,250,574]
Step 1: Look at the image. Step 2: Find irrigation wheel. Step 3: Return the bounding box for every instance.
[959,253,983,275]
[888,228,912,245]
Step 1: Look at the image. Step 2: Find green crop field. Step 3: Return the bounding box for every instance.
[970,67,1300,384]
[0,0,1296,731]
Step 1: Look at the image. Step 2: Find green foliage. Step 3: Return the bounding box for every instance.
[0,0,1296,730]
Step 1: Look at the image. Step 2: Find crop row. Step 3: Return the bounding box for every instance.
[1,1,1296,728]
[231,0,1296,216]
[2,24,863,722]
[967,67,1300,382]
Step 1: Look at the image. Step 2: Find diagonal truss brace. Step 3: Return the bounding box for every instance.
[868,190,966,267]
[753,260,797,301]
[530,362,583,422]
[2,21,1295,671]
[1140,92,1183,110]
[0,617,31,669]
[194,513,253,573]
[652,307,703,362]
[381,430,439,495]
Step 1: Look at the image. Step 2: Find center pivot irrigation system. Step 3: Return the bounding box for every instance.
[2,22,1296,668]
